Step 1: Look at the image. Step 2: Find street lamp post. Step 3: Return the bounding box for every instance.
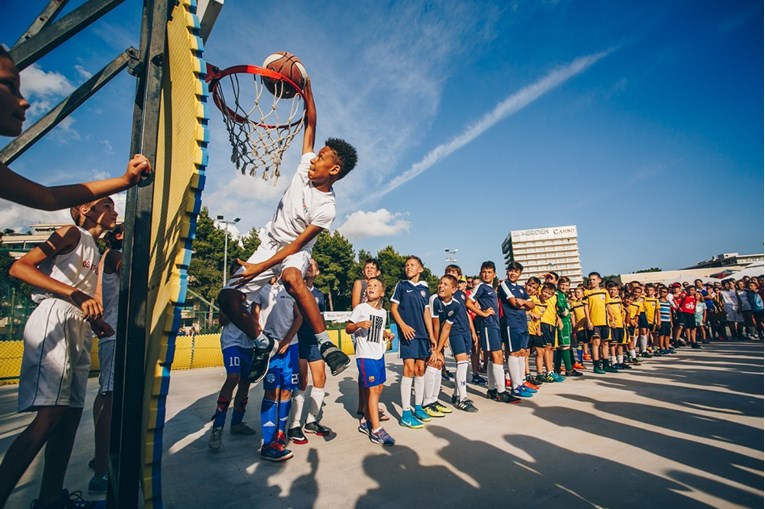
[444,248,458,264]
[217,215,240,286]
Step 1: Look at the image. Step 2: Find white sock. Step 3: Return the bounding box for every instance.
[629,349,637,360]
[508,356,522,389]
[290,390,305,429]
[307,387,324,424]
[617,354,623,365]
[456,361,468,402]
[432,368,442,402]
[492,362,505,392]
[487,361,496,389]
[314,330,331,347]
[414,375,425,406]
[400,376,413,412]
[639,335,648,352]
[423,367,438,405]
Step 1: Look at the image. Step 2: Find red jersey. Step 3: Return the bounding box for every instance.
[676,293,697,314]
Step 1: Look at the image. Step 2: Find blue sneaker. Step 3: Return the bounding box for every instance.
[520,384,537,393]
[413,405,432,422]
[511,387,532,398]
[260,440,293,462]
[399,410,424,429]
[369,427,396,446]
[518,386,536,397]
[551,372,566,382]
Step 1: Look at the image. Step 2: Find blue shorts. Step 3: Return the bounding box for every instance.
[638,313,649,328]
[449,332,472,356]
[298,334,322,362]
[588,325,610,341]
[263,344,299,391]
[504,327,529,352]
[529,334,545,349]
[610,327,625,344]
[357,357,386,388]
[574,330,587,347]
[400,337,431,360]
[479,325,502,352]
[658,322,672,336]
[222,346,253,376]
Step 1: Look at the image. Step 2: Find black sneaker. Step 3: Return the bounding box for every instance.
[565,369,584,377]
[455,399,478,412]
[471,373,488,386]
[320,342,351,376]
[497,390,521,404]
[32,490,105,509]
[287,426,308,444]
[248,336,279,384]
[304,421,332,436]
[441,369,452,382]
[691,343,701,349]
[486,389,498,400]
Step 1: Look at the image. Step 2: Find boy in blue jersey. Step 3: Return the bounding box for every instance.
[259,285,304,462]
[288,258,331,444]
[430,275,474,412]
[443,265,479,411]
[498,262,537,398]
[466,261,520,404]
[391,256,437,428]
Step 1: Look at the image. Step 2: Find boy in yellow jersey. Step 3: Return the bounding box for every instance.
[569,286,588,369]
[530,283,562,383]
[624,292,641,366]
[523,277,542,388]
[605,282,628,371]
[640,283,660,357]
[584,272,613,374]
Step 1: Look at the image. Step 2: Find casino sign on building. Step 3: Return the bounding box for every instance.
[501,225,583,283]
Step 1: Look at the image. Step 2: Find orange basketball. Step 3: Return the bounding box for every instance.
[262,51,308,99]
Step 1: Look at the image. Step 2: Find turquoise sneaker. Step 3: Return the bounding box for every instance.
[399,410,424,429]
[413,405,432,422]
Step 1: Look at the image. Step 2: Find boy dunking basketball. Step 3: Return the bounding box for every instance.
[0,197,118,508]
[216,79,357,383]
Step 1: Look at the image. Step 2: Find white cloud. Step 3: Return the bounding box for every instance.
[364,49,614,203]
[337,209,410,239]
[74,65,93,80]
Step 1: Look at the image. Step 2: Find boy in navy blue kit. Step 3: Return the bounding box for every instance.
[498,262,537,398]
[466,261,519,404]
[391,256,436,428]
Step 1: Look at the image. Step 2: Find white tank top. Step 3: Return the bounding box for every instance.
[100,250,121,341]
[32,226,100,304]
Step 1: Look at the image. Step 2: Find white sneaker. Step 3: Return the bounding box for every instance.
[208,426,224,450]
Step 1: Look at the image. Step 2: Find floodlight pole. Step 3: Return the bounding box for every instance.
[217,215,240,286]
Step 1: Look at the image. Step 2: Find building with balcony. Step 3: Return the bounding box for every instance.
[502,225,583,283]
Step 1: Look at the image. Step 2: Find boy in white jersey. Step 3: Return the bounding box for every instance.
[347,278,396,446]
[0,197,117,508]
[259,284,304,462]
[89,225,124,495]
[217,79,358,383]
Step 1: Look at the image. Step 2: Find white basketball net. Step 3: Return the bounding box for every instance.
[212,70,305,182]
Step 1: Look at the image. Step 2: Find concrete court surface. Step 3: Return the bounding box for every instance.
[1,341,762,508]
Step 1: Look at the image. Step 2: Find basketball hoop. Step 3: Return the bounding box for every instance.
[206,64,306,182]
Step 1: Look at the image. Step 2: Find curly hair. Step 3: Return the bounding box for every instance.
[325,138,357,179]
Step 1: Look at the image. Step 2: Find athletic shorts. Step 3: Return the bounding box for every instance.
[610,328,625,344]
[298,334,322,362]
[98,339,116,394]
[400,337,431,360]
[540,323,556,347]
[724,304,737,322]
[505,327,529,352]
[677,313,695,329]
[18,299,92,411]
[357,357,386,388]
[574,330,587,347]
[645,322,656,332]
[558,319,572,348]
[529,334,545,349]
[626,326,635,338]
[638,313,649,328]
[222,345,254,376]
[658,322,672,336]
[449,332,472,356]
[588,325,610,341]
[478,326,503,353]
[224,231,311,301]
[264,344,299,391]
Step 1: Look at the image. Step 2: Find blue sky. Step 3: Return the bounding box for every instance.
[1,0,762,278]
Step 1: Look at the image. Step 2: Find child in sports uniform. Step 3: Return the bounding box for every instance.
[523,277,542,387]
[657,286,674,354]
[217,79,356,383]
[391,256,437,427]
[537,283,563,382]
[259,284,303,461]
[606,282,626,370]
[422,276,459,416]
[288,258,332,444]
[554,277,582,377]
[467,261,519,403]
[0,48,151,211]
[0,197,118,508]
[569,286,589,366]
[498,262,537,398]
[584,272,614,374]
[89,225,124,494]
[442,266,479,411]
[347,278,396,445]
[641,284,660,356]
